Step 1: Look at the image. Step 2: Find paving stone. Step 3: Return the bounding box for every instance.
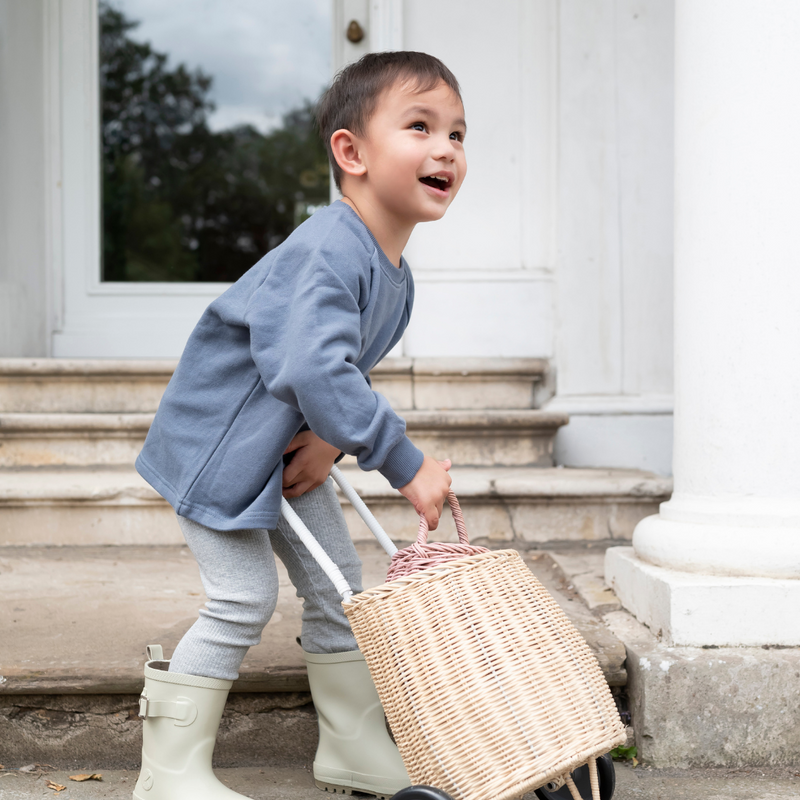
[549,549,622,614]
[1,765,799,800]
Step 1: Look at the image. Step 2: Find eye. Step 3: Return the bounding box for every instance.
[450,130,465,142]
[410,122,427,132]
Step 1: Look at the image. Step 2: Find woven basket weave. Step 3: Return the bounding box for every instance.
[343,546,626,800]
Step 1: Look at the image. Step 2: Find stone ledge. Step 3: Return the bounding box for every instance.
[0,357,547,379]
[0,694,316,769]
[0,466,162,505]
[0,357,551,413]
[0,465,672,504]
[604,608,800,767]
[0,544,626,696]
[0,410,568,468]
[339,465,672,501]
[0,466,670,546]
[0,409,565,433]
[0,412,153,432]
[0,358,179,376]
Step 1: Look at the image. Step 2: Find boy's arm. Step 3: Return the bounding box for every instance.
[246,257,423,490]
[284,429,452,529]
[284,429,452,528]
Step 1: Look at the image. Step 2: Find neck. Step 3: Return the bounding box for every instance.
[339,195,413,268]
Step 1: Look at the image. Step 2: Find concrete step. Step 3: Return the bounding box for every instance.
[0,409,568,468]
[0,413,150,468]
[0,465,671,546]
[0,357,551,413]
[0,359,176,414]
[0,541,626,768]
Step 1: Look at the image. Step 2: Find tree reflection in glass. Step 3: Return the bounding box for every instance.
[100,2,330,283]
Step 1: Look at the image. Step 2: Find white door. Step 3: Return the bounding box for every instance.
[49,0,557,359]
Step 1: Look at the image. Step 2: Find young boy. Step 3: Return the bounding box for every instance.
[132,51,467,800]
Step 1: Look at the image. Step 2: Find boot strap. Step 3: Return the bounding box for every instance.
[138,691,198,726]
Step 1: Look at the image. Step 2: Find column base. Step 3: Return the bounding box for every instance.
[603,607,800,767]
[605,546,800,646]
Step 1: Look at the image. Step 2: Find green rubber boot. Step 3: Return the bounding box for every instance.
[304,649,410,799]
[132,645,251,800]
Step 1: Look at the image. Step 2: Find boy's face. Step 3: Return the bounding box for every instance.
[356,80,467,226]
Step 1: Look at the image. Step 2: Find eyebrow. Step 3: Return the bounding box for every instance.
[405,105,468,133]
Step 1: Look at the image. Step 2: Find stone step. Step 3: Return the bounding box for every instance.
[0,541,626,768]
[0,357,551,413]
[0,409,568,468]
[0,464,671,547]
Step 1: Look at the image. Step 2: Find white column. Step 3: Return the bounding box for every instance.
[606,0,800,646]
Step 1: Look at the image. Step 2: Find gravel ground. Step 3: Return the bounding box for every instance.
[1,764,799,800]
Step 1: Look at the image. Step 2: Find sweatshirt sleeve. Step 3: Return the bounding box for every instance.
[244,252,424,489]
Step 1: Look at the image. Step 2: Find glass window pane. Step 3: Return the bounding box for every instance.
[99,0,331,282]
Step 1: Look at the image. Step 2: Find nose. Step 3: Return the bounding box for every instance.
[432,133,456,162]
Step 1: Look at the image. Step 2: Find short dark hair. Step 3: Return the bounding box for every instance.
[316,51,462,190]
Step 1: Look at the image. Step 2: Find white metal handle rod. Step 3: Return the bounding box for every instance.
[280,497,354,600]
[330,465,397,556]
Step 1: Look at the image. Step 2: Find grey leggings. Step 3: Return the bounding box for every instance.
[169,479,362,681]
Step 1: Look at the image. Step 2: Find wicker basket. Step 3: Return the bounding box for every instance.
[343,533,626,800]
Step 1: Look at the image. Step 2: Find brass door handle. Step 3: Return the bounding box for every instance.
[347,20,365,43]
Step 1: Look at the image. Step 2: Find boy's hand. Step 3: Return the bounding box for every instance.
[398,456,452,530]
[282,430,341,498]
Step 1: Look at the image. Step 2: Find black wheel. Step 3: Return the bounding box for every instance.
[533,753,616,800]
[391,786,455,800]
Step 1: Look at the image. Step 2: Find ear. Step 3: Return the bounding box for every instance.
[330,129,367,180]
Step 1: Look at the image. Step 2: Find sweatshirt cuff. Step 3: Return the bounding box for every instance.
[378,435,425,489]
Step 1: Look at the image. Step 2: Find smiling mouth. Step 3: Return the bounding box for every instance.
[419,174,452,191]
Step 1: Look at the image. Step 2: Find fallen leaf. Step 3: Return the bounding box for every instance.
[632,757,639,767]
[18,765,37,773]
[45,780,66,792]
[70,773,103,782]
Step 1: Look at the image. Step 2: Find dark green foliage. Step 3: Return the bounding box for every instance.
[610,745,638,762]
[100,2,329,282]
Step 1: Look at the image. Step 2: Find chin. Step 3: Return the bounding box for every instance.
[418,205,449,222]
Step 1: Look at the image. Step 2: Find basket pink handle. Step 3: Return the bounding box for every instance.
[387,490,488,581]
[416,490,470,546]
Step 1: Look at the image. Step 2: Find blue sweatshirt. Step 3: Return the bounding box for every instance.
[135,201,424,531]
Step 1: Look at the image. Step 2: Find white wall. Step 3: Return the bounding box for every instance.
[397,0,675,473]
[0,0,49,357]
[550,0,675,474]
[400,0,557,359]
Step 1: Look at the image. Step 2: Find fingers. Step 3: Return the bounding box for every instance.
[420,496,445,530]
[438,458,453,473]
[282,456,304,487]
[282,479,316,499]
[283,430,313,455]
